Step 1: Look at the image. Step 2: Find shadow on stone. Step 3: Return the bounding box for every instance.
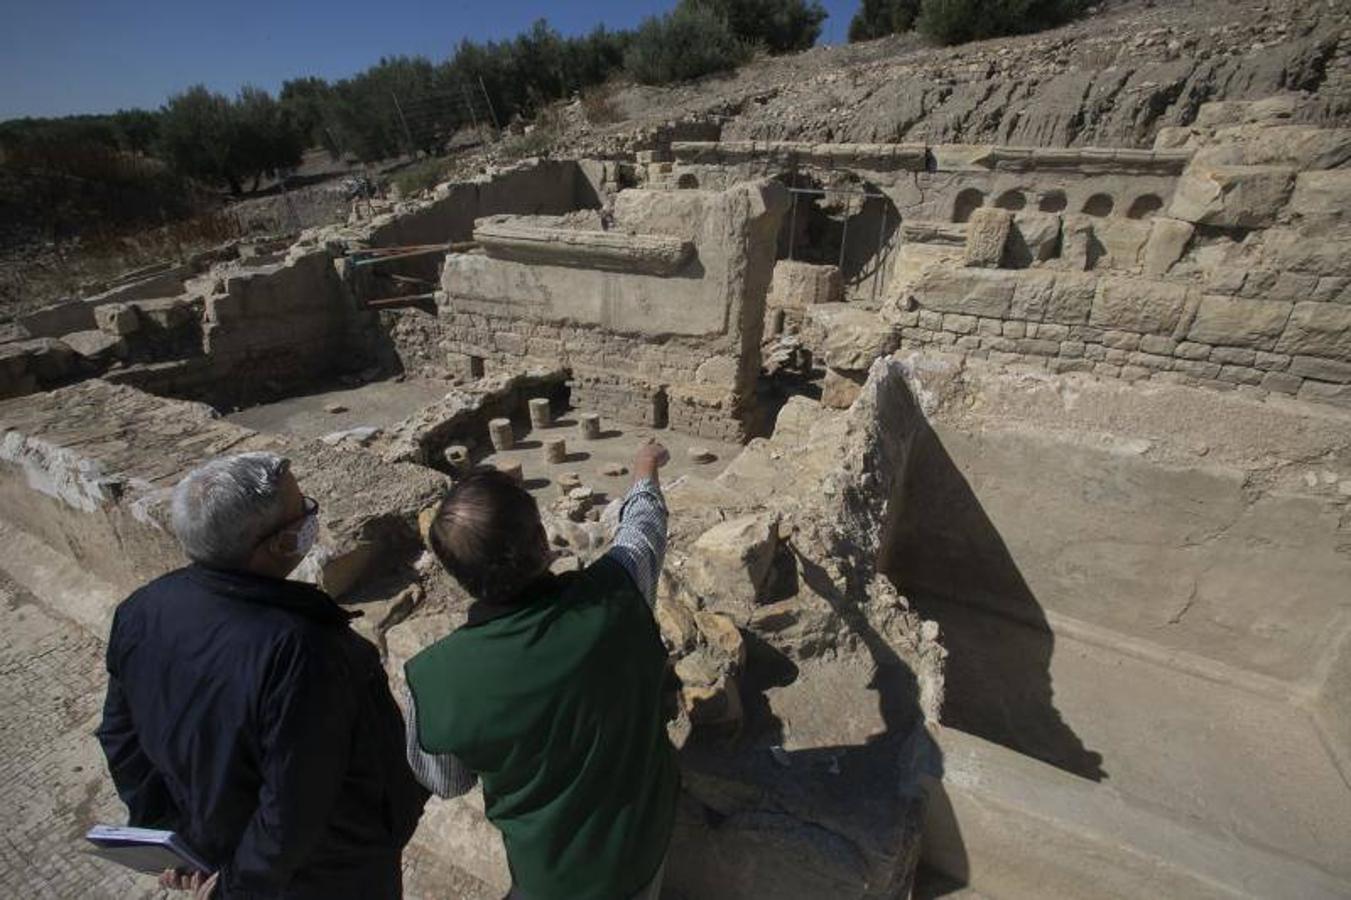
[882,423,1105,781]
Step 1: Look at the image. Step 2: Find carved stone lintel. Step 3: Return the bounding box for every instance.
[474,218,694,275]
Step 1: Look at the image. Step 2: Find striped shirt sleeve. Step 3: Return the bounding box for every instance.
[403,685,477,799]
[603,476,668,607]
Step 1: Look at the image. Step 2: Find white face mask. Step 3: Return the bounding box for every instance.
[286,514,320,559]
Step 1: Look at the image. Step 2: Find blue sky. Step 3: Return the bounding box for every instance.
[0,0,861,119]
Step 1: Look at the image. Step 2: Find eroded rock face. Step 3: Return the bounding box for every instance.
[648,357,946,900]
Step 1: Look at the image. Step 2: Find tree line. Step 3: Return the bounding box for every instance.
[848,0,1090,44]
[1,0,1091,196]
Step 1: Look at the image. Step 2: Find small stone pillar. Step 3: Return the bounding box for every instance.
[768,308,785,338]
[488,418,514,451]
[528,398,552,429]
[544,438,567,464]
[495,461,523,483]
[444,444,469,475]
[578,413,602,440]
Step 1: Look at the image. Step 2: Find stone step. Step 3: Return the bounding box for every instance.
[922,728,1351,900]
[924,598,1351,883]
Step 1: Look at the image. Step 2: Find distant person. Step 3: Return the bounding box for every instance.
[96,452,428,899]
[405,441,677,900]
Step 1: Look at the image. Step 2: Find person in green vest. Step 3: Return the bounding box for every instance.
[404,440,678,900]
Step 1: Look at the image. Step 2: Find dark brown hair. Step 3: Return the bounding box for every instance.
[427,470,548,603]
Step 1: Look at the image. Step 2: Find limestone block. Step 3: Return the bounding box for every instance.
[94,303,140,336]
[1166,165,1296,228]
[944,314,977,335]
[1312,277,1350,304]
[1298,380,1351,408]
[1006,212,1061,266]
[1261,371,1303,394]
[17,299,97,339]
[694,610,747,669]
[1009,272,1096,324]
[474,217,694,275]
[680,672,742,726]
[1187,296,1292,349]
[1211,346,1257,366]
[1269,272,1318,302]
[1090,278,1193,335]
[811,306,900,372]
[62,329,123,361]
[1276,303,1351,359]
[1059,216,1093,271]
[1290,170,1351,220]
[9,337,77,383]
[964,208,1013,268]
[1091,218,1152,270]
[1142,218,1195,277]
[695,354,739,385]
[821,368,864,409]
[769,260,843,309]
[135,296,197,330]
[909,267,1017,317]
[1289,356,1351,384]
[685,513,780,615]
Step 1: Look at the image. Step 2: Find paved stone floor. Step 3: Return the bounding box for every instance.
[0,573,160,899]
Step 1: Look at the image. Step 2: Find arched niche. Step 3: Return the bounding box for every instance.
[953,188,986,224]
[994,190,1027,211]
[1126,194,1163,219]
[1083,193,1115,217]
[1038,191,1068,213]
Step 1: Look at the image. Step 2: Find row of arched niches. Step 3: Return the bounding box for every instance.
[952,187,1165,223]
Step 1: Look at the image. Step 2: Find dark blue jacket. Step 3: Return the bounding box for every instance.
[97,565,428,899]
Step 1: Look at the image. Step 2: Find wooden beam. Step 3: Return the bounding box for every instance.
[386,273,437,286]
[366,292,438,309]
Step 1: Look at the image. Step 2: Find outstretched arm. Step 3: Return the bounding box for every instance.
[605,441,670,607]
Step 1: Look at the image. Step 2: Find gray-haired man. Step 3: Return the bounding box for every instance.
[96,452,427,899]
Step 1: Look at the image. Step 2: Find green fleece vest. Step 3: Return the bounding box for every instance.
[405,558,678,900]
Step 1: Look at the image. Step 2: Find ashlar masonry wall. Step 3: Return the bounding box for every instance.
[671,98,1351,409]
[437,179,790,440]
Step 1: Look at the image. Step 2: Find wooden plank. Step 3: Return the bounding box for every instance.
[366,293,438,308]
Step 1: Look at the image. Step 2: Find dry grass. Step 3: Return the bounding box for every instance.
[0,210,242,317]
[581,84,624,125]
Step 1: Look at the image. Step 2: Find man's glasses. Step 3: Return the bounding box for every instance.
[258,496,320,547]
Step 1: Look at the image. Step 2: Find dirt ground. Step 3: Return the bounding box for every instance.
[476,410,744,508]
[227,377,455,439]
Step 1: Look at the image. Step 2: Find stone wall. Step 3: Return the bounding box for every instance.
[435,179,790,441]
[0,162,593,408]
[0,380,444,605]
[675,98,1351,411]
[366,159,591,250]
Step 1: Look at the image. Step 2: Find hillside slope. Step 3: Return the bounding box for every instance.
[551,0,1350,156]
